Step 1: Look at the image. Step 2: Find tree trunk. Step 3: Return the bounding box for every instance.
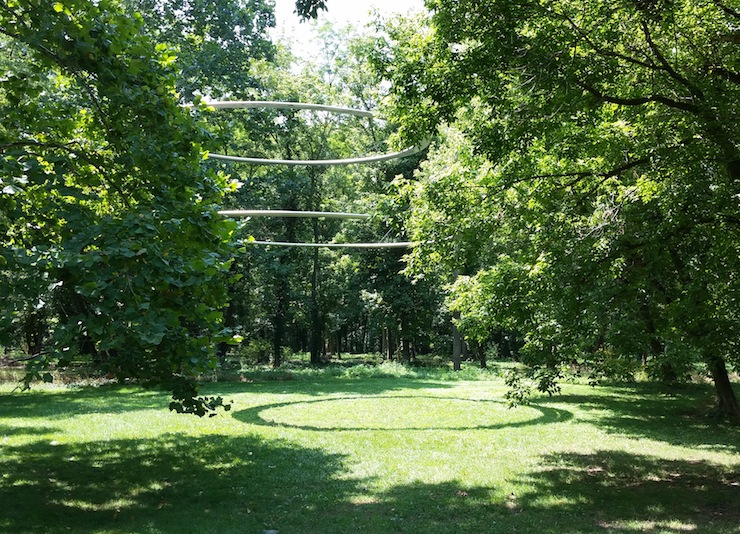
[452,270,462,370]
[478,342,487,369]
[705,353,739,421]
[272,296,285,368]
[22,309,46,358]
[309,245,322,365]
[400,317,411,363]
[308,167,323,365]
[217,301,236,361]
[384,327,395,361]
[452,310,462,371]
[272,198,298,368]
[640,299,677,383]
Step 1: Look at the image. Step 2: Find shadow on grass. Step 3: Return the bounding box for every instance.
[209,376,455,397]
[340,451,739,534]
[232,395,572,432]
[0,385,174,420]
[0,432,356,534]
[0,377,453,422]
[516,450,740,533]
[540,383,740,454]
[0,423,61,437]
[2,435,737,534]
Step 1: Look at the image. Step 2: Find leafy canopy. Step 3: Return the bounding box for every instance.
[0,0,241,414]
[373,0,740,416]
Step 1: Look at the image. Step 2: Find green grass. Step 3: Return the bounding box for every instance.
[1,368,738,533]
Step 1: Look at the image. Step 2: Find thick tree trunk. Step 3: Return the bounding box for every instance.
[272,199,298,369]
[400,317,411,363]
[309,245,322,365]
[272,297,285,368]
[705,353,739,421]
[452,310,462,371]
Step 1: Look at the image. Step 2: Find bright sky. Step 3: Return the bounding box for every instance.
[271,0,426,58]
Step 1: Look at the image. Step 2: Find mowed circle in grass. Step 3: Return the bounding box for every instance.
[255,396,543,431]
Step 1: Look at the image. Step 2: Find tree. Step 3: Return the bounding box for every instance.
[0,0,239,415]
[208,32,385,366]
[123,0,276,100]
[373,1,740,419]
[294,0,328,20]
[204,22,446,366]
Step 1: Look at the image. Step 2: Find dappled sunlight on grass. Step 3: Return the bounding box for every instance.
[538,383,740,456]
[0,432,354,533]
[0,384,171,419]
[1,376,738,533]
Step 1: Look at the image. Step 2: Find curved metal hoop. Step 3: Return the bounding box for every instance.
[248,240,414,249]
[202,101,421,249]
[218,210,370,219]
[205,100,373,117]
[201,100,430,166]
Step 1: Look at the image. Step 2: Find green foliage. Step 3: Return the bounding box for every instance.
[124,0,276,100]
[374,0,740,417]
[0,0,239,414]
[294,0,328,21]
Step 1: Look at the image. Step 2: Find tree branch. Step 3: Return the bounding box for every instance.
[555,8,658,71]
[5,351,46,363]
[714,1,740,21]
[640,20,703,98]
[706,66,740,84]
[578,81,699,113]
[531,157,650,188]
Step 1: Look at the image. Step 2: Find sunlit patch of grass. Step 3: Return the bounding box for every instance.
[1,371,738,533]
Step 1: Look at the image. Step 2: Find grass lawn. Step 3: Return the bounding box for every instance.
[1,364,738,533]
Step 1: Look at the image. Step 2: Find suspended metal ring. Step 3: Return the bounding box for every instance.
[199,100,430,166]
[247,240,414,249]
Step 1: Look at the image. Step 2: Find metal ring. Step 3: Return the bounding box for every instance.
[218,210,371,219]
[246,240,414,249]
[198,100,430,166]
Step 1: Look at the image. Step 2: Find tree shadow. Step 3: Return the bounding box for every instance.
[538,383,740,454]
[0,432,358,534]
[1,377,452,422]
[331,450,740,534]
[0,385,171,420]
[3,381,738,533]
[516,450,740,533]
[0,423,61,437]
[210,376,455,398]
[232,395,572,432]
[1,426,737,533]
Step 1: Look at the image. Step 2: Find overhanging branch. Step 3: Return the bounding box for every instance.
[532,157,650,188]
[579,81,699,113]
[640,20,703,98]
